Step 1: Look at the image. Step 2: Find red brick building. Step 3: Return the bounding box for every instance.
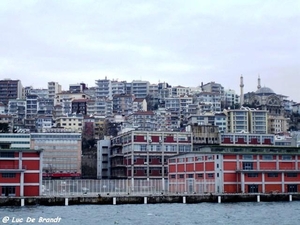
[0,142,43,197]
[168,145,300,194]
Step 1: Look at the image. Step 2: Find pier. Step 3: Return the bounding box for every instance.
[0,193,299,206]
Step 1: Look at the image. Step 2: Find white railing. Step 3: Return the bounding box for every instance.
[42,179,216,196]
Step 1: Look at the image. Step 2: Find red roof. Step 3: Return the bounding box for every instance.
[133,111,154,115]
[133,98,145,102]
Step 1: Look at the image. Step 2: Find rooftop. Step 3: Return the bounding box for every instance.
[256,87,275,95]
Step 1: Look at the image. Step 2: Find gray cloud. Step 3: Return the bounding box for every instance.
[0,0,299,100]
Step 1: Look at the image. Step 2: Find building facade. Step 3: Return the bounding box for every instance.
[225,107,268,134]
[0,79,23,106]
[30,133,82,178]
[168,146,300,194]
[106,131,193,185]
[0,142,43,197]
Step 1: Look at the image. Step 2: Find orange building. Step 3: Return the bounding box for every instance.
[168,145,300,194]
[0,142,43,197]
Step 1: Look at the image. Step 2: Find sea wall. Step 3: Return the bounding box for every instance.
[1,193,300,206]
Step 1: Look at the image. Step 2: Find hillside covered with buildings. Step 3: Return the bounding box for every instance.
[1,75,300,197]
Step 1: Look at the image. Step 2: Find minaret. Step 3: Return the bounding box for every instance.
[240,75,244,107]
[257,75,261,90]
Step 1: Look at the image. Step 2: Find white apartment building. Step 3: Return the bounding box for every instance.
[95,78,112,99]
[195,92,222,112]
[48,82,61,100]
[249,110,268,134]
[8,99,26,125]
[55,92,91,115]
[55,114,83,132]
[201,81,224,96]
[26,94,38,119]
[215,113,227,133]
[132,98,147,112]
[88,99,113,117]
[149,84,159,95]
[268,115,288,134]
[36,116,53,133]
[155,108,172,131]
[131,80,149,99]
[188,113,215,126]
[111,80,126,96]
[29,89,49,99]
[224,89,239,108]
[171,86,190,97]
[225,107,268,134]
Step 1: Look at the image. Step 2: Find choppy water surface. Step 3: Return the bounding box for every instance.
[1,202,300,225]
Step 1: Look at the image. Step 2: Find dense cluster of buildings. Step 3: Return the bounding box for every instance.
[1,76,300,197]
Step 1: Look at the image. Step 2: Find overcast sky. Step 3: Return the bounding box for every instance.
[1,0,299,101]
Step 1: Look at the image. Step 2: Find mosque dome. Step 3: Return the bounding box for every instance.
[255,87,275,95]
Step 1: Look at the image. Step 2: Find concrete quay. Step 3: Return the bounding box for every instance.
[0,193,300,206]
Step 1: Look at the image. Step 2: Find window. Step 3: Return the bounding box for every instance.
[169,159,176,163]
[267,173,278,177]
[0,152,14,158]
[243,162,253,170]
[262,155,273,160]
[2,173,16,178]
[286,173,297,177]
[247,173,258,178]
[140,145,147,151]
[188,174,194,178]
[170,175,176,179]
[197,173,203,178]
[208,173,214,178]
[197,156,203,161]
[243,155,253,160]
[282,155,292,160]
[207,155,213,160]
[187,157,193,162]
[179,174,184,179]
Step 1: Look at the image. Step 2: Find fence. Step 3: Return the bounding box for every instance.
[42,179,216,196]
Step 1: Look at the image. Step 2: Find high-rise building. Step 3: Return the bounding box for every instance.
[0,79,24,106]
[48,82,61,100]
